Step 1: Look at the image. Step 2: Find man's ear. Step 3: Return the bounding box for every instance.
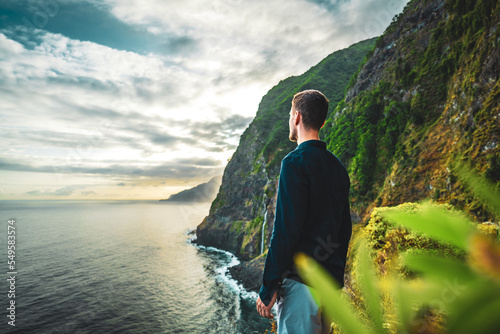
[320,120,326,129]
[294,111,301,126]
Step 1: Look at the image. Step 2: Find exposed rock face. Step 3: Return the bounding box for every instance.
[228,256,266,293]
[345,0,447,103]
[325,0,499,222]
[196,140,277,260]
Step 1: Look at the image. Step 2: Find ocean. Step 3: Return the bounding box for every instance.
[0,200,272,333]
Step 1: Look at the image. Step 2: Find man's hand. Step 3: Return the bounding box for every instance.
[256,292,278,319]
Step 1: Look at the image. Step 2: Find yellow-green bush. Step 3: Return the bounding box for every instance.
[363,202,472,279]
[296,168,500,334]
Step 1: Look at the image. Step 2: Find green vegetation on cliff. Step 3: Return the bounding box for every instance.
[198,0,500,263]
[245,38,378,172]
[324,0,499,221]
[197,38,376,259]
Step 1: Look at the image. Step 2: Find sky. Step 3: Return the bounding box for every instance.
[0,0,409,200]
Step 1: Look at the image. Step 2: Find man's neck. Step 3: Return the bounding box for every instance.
[297,131,320,145]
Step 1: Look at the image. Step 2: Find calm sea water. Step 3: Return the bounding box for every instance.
[0,200,272,333]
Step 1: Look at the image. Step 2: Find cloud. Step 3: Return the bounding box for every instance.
[0,27,253,151]
[81,190,97,196]
[176,157,224,167]
[159,35,199,55]
[183,114,254,145]
[98,0,410,107]
[0,0,409,199]
[1,79,252,159]
[305,0,344,11]
[0,0,165,54]
[26,185,84,196]
[0,159,56,174]
[116,182,126,186]
[0,156,224,180]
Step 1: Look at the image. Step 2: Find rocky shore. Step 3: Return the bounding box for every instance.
[228,255,266,293]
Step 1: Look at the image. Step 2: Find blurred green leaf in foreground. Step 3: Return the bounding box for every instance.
[296,167,500,333]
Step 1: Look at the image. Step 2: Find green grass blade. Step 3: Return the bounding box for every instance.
[295,253,376,334]
[394,280,443,331]
[392,280,412,333]
[403,251,478,283]
[446,281,500,333]
[458,296,500,334]
[357,240,386,332]
[456,164,500,219]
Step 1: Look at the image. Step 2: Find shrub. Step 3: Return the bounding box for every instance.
[296,168,500,333]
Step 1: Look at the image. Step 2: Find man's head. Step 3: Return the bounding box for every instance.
[289,90,329,142]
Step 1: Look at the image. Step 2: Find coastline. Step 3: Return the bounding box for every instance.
[186,229,260,300]
[228,256,266,293]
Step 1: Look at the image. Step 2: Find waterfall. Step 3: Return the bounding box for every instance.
[260,210,268,255]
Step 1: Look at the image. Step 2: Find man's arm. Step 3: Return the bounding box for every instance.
[258,156,309,306]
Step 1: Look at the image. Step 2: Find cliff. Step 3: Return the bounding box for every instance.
[324,0,499,221]
[197,0,500,291]
[196,38,377,261]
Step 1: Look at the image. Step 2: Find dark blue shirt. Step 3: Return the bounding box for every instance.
[259,140,352,305]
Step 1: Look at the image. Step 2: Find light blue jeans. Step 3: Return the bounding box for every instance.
[276,278,330,334]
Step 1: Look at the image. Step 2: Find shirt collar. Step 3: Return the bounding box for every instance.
[296,140,327,150]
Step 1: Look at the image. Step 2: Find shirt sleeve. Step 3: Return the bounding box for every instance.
[258,156,309,305]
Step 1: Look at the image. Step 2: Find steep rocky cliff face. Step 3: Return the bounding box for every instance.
[324,0,499,222]
[196,39,376,260]
[197,0,500,270]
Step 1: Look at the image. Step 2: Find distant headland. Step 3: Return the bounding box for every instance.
[160,176,222,203]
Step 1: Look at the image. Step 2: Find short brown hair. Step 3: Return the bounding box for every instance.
[292,90,329,130]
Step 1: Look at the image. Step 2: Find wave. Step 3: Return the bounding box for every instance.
[187,230,259,301]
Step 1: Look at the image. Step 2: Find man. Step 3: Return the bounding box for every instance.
[256,90,352,333]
